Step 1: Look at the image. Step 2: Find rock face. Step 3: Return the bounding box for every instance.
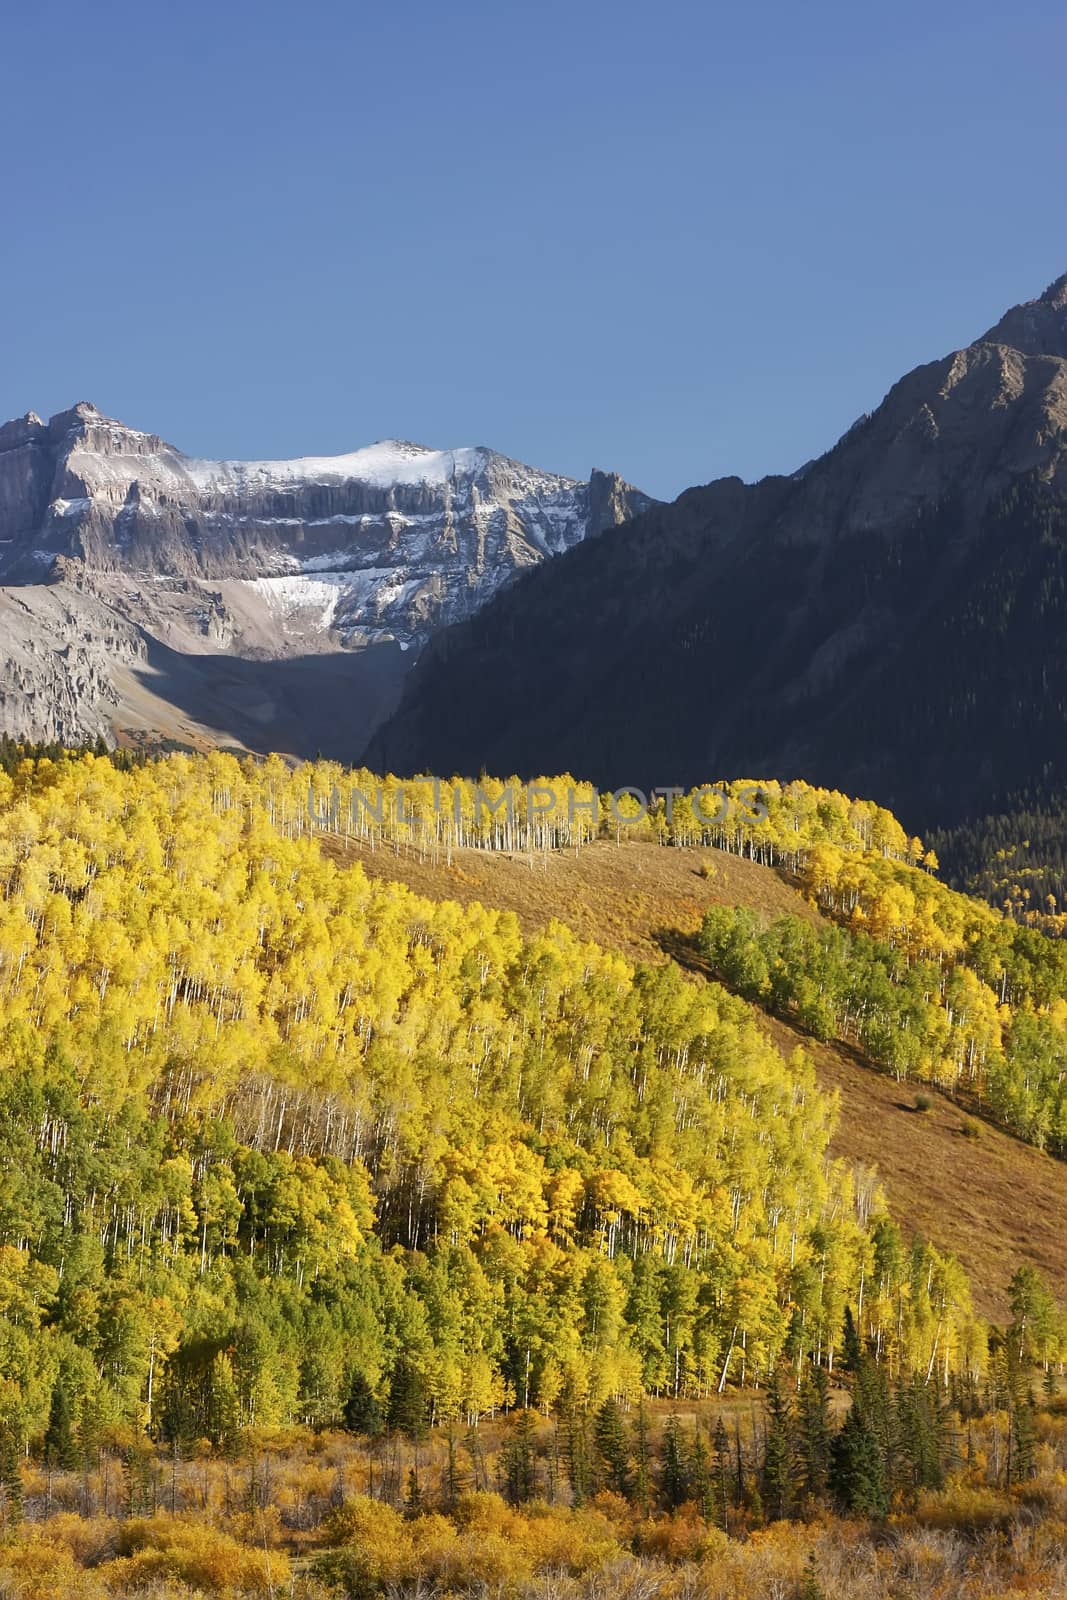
[0,586,145,746]
[0,407,651,751]
[368,272,1067,833]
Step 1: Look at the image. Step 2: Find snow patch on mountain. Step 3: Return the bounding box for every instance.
[184,440,496,493]
[0,401,654,748]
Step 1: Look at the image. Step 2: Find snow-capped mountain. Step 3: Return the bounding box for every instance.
[0,403,651,649]
[0,403,651,753]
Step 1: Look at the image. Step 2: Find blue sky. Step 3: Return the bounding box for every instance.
[3,0,1065,500]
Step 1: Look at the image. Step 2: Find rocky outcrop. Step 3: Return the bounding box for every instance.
[0,586,145,745]
[0,407,651,751]
[0,405,652,649]
[367,271,1067,832]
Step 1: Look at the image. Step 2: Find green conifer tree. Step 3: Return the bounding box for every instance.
[502,1408,538,1504]
[797,1362,832,1506]
[661,1413,690,1510]
[44,1381,77,1473]
[594,1398,630,1497]
[632,1400,652,1516]
[387,1356,429,1442]
[761,1367,794,1521]
[343,1371,383,1437]
[830,1399,888,1517]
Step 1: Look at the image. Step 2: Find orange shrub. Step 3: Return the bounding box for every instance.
[318,1495,417,1589]
[0,1538,106,1600]
[517,1502,622,1574]
[34,1512,118,1566]
[107,1514,290,1594]
[638,1507,727,1564]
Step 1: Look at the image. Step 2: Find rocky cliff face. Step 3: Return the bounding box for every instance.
[0,408,651,751]
[0,405,651,649]
[368,271,1067,832]
[0,586,145,745]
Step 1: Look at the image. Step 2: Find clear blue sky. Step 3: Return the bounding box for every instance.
[3,0,1065,500]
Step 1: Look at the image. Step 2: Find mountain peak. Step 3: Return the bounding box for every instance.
[979,273,1067,360]
[47,400,121,438]
[1039,271,1067,309]
[372,438,437,455]
[59,400,106,422]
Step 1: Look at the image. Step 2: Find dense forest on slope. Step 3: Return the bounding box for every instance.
[1,753,984,1448]
[0,750,1065,1600]
[309,819,1067,1319]
[309,767,1067,1157]
[930,800,1067,923]
[699,836,1067,1152]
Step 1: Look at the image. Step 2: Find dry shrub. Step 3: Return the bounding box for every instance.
[224,1504,286,1550]
[638,1509,727,1566]
[428,1493,535,1586]
[693,1521,829,1600]
[34,1511,118,1566]
[588,1490,637,1531]
[317,1496,417,1590]
[0,1538,107,1600]
[517,1502,622,1574]
[908,1484,1015,1531]
[318,1493,626,1592]
[888,1527,970,1589]
[108,1514,289,1595]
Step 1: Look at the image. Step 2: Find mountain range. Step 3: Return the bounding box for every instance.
[5,273,1067,843]
[369,272,1067,834]
[0,404,650,756]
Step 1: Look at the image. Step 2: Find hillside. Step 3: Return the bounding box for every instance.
[0,748,1064,1600]
[369,272,1067,838]
[3,751,970,1449]
[322,830,1067,1320]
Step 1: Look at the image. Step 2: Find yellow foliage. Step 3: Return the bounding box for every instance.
[0,1538,106,1600]
[109,1514,290,1594]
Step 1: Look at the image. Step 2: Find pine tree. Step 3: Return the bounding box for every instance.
[463,1425,489,1494]
[503,1408,538,1504]
[798,1551,827,1600]
[711,1416,732,1530]
[797,1362,832,1506]
[387,1356,429,1442]
[343,1371,383,1437]
[856,1355,897,1492]
[842,1306,863,1372]
[632,1400,652,1516]
[830,1398,888,1517]
[444,1425,467,1509]
[0,1419,22,1530]
[661,1413,689,1510]
[1010,1393,1037,1484]
[593,1398,630,1496]
[687,1422,714,1523]
[558,1383,591,1506]
[207,1353,241,1454]
[761,1367,794,1521]
[44,1380,77,1472]
[896,1374,945,1494]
